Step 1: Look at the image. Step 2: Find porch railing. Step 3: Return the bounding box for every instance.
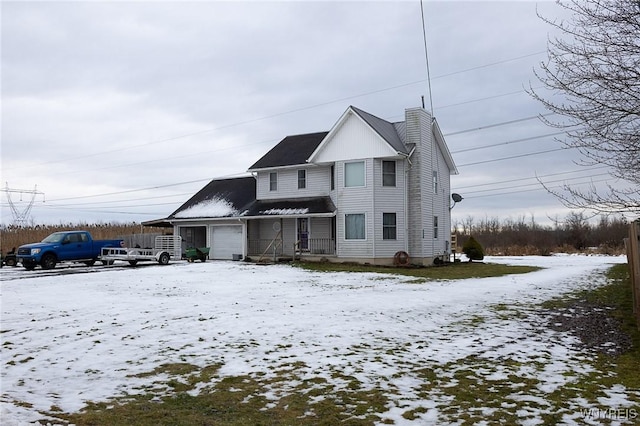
[248,239,284,257]
[303,238,335,255]
[247,238,335,256]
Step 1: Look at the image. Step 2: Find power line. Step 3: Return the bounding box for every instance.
[461,177,615,199]
[5,51,548,173]
[451,131,567,154]
[454,166,610,190]
[444,113,556,136]
[457,147,568,168]
[460,172,611,196]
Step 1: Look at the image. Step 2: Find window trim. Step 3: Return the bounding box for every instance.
[344,161,365,188]
[345,213,366,240]
[433,170,438,194]
[269,172,278,191]
[297,169,306,189]
[382,212,397,240]
[433,215,439,239]
[382,160,396,187]
[330,165,335,191]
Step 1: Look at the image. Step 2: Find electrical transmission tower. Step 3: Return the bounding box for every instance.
[2,183,45,226]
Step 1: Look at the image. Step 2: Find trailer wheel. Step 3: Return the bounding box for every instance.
[158,252,170,265]
[5,256,17,267]
[102,260,115,265]
[84,260,96,266]
[128,260,138,266]
[41,253,57,270]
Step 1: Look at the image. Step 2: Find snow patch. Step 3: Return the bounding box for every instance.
[260,208,309,215]
[174,197,237,218]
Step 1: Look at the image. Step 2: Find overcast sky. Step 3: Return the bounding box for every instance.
[1,0,619,228]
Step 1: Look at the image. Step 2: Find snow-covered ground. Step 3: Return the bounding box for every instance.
[1,254,637,425]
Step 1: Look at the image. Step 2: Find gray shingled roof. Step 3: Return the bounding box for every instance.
[350,106,408,154]
[248,131,329,170]
[244,197,336,217]
[168,176,256,219]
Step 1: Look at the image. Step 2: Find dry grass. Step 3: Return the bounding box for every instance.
[0,223,158,254]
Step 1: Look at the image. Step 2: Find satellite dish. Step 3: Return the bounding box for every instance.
[450,193,463,210]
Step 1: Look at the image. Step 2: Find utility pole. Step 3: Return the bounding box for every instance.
[2,183,45,226]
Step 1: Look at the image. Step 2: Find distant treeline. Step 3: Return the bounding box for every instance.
[454,212,630,255]
[1,214,632,257]
[0,222,160,254]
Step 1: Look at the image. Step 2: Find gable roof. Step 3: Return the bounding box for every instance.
[350,106,408,155]
[248,131,329,171]
[308,106,408,163]
[168,176,256,219]
[432,118,458,175]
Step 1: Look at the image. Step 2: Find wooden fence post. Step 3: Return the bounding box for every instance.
[627,221,640,329]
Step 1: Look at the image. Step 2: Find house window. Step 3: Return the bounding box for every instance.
[345,161,365,187]
[382,161,396,187]
[298,169,306,189]
[383,213,396,240]
[433,216,439,239]
[330,165,335,190]
[433,171,438,194]
[269,172,278,191]
[345,213,365,240]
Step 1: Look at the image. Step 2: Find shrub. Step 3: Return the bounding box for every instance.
[462,236,485,262]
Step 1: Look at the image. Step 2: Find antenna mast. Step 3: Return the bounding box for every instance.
[420,0,434,115]
[3,183,45,226]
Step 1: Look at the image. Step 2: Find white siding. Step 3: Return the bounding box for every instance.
[256,166,332,200]
[313,112,398,163]
[406,108,433,259]
[372,159,406,257]
[335,159,374,258]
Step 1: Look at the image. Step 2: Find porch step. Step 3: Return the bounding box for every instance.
[255,256,294,264]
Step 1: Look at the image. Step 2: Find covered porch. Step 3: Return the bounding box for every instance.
[246,216,336,260]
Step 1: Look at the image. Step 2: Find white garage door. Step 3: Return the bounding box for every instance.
[210,226,243,260]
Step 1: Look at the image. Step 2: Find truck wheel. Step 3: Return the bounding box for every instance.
[158,252,170,265]
[41,253,57,270]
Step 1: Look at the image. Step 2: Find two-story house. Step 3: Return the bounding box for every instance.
[146,105,458,265]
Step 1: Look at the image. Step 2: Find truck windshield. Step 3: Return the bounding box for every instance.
[41,233,65,243]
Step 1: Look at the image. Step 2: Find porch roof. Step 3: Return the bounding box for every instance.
[244,197,336,218]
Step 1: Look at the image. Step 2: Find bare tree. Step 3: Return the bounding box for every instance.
[530,0,640,214]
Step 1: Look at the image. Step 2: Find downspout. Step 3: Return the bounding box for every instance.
[371,159,376,262]
[399,147,415,254]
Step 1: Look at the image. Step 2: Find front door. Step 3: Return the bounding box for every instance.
[297,218,309,251]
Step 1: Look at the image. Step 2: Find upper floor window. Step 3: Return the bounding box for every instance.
[298,169,306,189]
[433,171,438,194]
[382,161,396,187]
[344,161,365,187]
[330,165,335,191]
[383,213,397,240]
[269,172,277,191]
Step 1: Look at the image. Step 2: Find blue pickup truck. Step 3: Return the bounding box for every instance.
[17,231,123,270]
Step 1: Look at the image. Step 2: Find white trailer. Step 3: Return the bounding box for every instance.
[100,235,182,266]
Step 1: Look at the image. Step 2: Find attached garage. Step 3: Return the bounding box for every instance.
[209,225,244,260]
